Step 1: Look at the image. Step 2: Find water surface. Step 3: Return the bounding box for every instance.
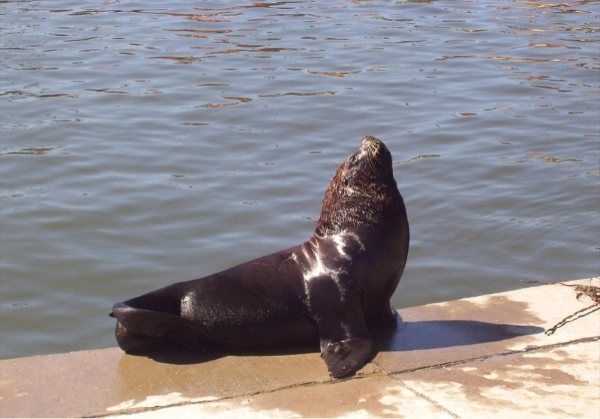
[1,0,598,358]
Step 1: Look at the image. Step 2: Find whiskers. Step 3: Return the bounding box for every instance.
[365,140,384,169]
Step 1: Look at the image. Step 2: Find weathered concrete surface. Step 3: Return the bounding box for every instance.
[0,278,598,418]
[111,372,456,418]
[399,340,599,419]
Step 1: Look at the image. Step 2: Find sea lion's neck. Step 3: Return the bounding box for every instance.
[314,182,401,237]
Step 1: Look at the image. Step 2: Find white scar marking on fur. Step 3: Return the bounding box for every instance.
[303,252,328,281]
[332,233,351,260]
[181,294,195,318]
[332,232,365,259]
[302,232,366,284]
[302,245,343,284]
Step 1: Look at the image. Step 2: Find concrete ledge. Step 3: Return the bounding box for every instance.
[1,278,598,418]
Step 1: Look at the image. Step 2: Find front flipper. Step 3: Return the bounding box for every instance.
[306,274,373,378]
[320,337,373,378]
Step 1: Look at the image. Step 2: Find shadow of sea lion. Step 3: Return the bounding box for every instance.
[142,341,320,365]
[134,317,542,365]
[372,317,544,352]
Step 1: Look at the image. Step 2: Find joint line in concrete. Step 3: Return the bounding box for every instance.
[386,335,600,376]
[390,374,461,419]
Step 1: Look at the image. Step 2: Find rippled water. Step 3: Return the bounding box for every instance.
[1,0,598,358]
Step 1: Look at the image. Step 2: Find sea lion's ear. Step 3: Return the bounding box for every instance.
[305,274,373,378]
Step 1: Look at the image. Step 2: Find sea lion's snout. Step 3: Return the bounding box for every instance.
[360,135,383,158]
[360,135,380,149]
[345,136,388,170]
[360,135,379,147]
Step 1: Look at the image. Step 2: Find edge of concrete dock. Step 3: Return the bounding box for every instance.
[1,278,598,418]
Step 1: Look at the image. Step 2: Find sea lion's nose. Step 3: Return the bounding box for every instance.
[360,136,380,149]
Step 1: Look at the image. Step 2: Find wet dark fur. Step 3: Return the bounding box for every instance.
[110,136,409,378]
[317,139,400,236]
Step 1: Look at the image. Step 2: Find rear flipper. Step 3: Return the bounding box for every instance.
[110,302,203,353]
[305,274,374,378]
[114,320,173,354]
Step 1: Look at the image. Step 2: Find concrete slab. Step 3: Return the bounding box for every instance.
[0,278,597,418]
[107,373,455,418]
[0,347,378,417]
[398,340,599,418]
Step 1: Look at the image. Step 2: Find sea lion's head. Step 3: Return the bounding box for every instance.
[316,136,401,236]
[340,136,394,189]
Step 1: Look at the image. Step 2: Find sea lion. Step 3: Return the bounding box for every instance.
[110,136,409,378]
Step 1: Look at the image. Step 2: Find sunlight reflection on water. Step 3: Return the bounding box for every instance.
[0,0,598,357]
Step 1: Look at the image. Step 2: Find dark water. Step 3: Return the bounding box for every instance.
[1,0,598,358]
